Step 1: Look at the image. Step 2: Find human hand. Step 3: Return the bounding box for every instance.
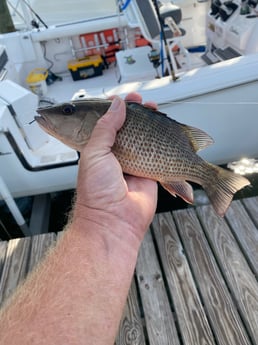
[73,93,158,244]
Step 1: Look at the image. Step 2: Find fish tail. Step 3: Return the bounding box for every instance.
[202,163,250,216]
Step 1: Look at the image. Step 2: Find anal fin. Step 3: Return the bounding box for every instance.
[161,181,194,204]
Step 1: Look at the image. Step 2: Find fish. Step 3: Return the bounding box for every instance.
[35,98,250,216]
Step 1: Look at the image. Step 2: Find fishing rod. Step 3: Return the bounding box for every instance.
[152,0,178,82]
[21,0,48,28]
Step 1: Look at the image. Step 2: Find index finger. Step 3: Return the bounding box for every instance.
[125,93,157,110]
[124,92,142,103]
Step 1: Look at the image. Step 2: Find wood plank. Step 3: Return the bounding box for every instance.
[116,278,146,345]
[27,232,57,272]
[174,208,251,345]
[198,204,258,345]
[0,237,31,306]
[152,212,216,345]
[225,200,258,277]
[242,196,258,227]
[0,241,7,281]
[136,229,180,345]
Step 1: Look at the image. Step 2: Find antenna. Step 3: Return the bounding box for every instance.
[21,0,48,29]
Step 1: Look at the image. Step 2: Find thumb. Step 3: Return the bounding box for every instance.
[86,96,126,153]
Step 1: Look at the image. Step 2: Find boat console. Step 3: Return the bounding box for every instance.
[210,0,239,21]
[204,0,258,63]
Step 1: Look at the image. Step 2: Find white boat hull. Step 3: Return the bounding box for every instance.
[1,0,258,200]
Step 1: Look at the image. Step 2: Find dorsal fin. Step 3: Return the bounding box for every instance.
[127,101,169,117]
[182,124,214,152]
[127,101,214,152]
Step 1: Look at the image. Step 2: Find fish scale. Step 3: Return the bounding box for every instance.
[35,98,250,216]
[115,106,203,181]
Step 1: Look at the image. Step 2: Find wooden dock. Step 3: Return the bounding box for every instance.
[0,197,257,345]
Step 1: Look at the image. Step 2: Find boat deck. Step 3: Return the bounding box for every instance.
[41,49,205,104]
[0,197,257,345]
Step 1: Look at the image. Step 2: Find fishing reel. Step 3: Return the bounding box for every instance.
[148,49,160,68]
[148,49,161,77]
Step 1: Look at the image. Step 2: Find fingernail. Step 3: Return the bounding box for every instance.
[109,97,122,111]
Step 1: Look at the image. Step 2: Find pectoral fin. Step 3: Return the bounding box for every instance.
[161,181,194,204]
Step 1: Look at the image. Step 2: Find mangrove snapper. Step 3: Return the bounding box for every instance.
[35,99,250,216]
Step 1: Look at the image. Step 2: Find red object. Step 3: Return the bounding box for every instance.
[80,28,121,64]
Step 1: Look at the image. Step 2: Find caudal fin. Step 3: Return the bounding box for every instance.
[202,163,250,216]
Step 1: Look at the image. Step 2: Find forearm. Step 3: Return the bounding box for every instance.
[0,214,142,345]
[0,94,157,344]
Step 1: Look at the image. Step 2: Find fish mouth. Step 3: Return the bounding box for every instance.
[34,112,53,133]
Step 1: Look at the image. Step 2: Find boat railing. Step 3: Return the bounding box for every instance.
[30,15,128,42]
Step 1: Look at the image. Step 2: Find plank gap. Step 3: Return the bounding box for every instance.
[195,208,239,298]
[133,273,151,345]
[153,212,216,345]
[172,210,206,302]
[150,222,185,345]
[172,210,221,345]
[241,196,258,229]
[150,223,177,313]
[224,201,258,279]
[0,237,32,306]
[224,218,258,281]
[136,229,180,345]
[197,205,257,345]
[116,277,147,345]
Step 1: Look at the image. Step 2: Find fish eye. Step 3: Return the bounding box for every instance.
[62,103,75,115]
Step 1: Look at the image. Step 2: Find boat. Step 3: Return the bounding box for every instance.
[1,0,258,215]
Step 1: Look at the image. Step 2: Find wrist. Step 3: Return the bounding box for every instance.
[69,204,145,257]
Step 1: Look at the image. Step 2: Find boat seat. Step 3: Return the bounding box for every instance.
[159,2,182,27]
[163,16,190,73]
[123,0,191,74]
